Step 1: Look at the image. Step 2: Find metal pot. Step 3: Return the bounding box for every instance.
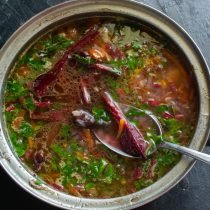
[0,0,209,209]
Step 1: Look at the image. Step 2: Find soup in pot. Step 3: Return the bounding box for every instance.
[4,17,198,198]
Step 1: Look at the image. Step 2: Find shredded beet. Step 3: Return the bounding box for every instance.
[119,123,148,158]
[25,149,33,160]
[80,79,91,104]
[132,167,143,181]
[102,92,126,122]
[90,63,122,76]
[50,183,64,191]
[33,27,99,98]
[163,111,173,119]
[33,73,56,98]
[147,98,160,107]
[105,43,124,60]
[102,92,148,158]
[35,100,52,108]
[6,104,15,112]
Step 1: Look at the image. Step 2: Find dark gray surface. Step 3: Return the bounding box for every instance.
[0,0,209,210]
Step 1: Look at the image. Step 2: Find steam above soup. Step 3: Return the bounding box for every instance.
[4,17,198,198]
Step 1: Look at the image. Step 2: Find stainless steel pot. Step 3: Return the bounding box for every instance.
[0,0,209,209]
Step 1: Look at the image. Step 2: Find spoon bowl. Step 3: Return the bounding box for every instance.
[94,103,210,164]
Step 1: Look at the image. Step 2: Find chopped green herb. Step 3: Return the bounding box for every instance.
[9,129,27,156]
[130,119,139,126]
[59,124,71,139]
[126,107,146,117]
[153,134,162,145]
[74,54,95,65]
[92,107,110,123]
[127,56,144,70]
[17,53,30,67]
[85,182,95,190]
[132,40,142,50]
[34,178,43,185]
[70,143,79,151]
[155,105,173,114]
[51,143,118,187]
[110,56,144,71]
[149,47,158,55]
[51,144,71,160]
[28,59,45,71]
[163,118,181,133]
[17,35,73,73]
[98,159,109,175]
[157,150,179,167]
[6,80,28,100]
[19,121,35,138]
[24,97,36,111]
[106,77,120,89]
[103,164,117,184]
[17,53,46,71]
[50,156,60,171]
[135,179,154,190]
[5,111,14,122]
[40,35,74,57]
[5,106,21,122]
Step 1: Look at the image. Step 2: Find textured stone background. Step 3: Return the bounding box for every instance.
[0,0,209,210]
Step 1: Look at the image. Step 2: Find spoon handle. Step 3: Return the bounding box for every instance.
[161,141,210,164]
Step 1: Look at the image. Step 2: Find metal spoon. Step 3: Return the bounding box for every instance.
[94,103,210,164]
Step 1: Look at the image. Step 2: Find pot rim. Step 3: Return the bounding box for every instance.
[0,0,209,209]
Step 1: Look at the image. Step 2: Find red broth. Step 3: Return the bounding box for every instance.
[4,17,198,198]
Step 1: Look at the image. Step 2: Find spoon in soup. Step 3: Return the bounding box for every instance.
[94,92,210,164]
